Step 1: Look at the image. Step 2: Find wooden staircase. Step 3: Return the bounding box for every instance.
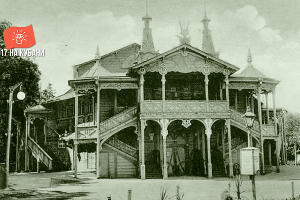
[27,136,53,170]
[104,137,138,162]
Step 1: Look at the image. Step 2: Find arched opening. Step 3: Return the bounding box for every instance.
[166,120,206,177]
[210,120,226,177]
[144,120,162,178]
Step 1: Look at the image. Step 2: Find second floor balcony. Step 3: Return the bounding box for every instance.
[140,100,229,117]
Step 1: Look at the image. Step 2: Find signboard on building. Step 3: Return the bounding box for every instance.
[240,147,260,175]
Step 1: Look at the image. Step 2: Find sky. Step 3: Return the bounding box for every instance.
[1,0,300,112]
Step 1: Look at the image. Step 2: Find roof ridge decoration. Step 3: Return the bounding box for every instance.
[201,0,218,57]
[177,21,191,45]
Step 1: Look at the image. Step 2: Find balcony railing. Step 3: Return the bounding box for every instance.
[262,124,277,137]
[140,100,229,114]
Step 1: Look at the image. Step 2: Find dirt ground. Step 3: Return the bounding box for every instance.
[1,165,300,200]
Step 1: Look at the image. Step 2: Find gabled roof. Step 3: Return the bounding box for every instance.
[132,43,240,72]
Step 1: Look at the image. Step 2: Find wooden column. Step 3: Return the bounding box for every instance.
[161,72,166,112]
[25,116,29,172]
[92,95,95,125]
[220,82,223,100]
[205,119,212,178]
[257,85,265,174]
[74,92,79,178]
[202,129,207,175]
[225,75,229,109]
[205,74,209,112]
[96,82,101,178]
[265,93,270,124]
[140,120,146,179]
[36,158,40,173]
[221,126,226,173]
[235,90,238,110]
[139,70,145,103]
[43,120,47,144]
[226,119,233,177]
[113,90,117,114]
[162,129,168,179]
[268,141,272,165]
[272,88,280,172]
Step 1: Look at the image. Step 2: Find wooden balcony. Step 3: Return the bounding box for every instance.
[262,124,277,137]
[140,100,229,118]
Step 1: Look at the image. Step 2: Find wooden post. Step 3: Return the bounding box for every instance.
[161,73,166,112]
[36,158,40,173]
[221,126,226,173]
[257,85,265,174]
[269,141,272,165]
[202,128,207,175]
[292,181,295,199]
[113,90,117,114]
[96,82,101,178]
[140,120,146,179]
[205,119,212,178]
[295,144,297,166]
[205,74,209,112]
[44,120,47,144]
[225,75,229,110]
[272,88,280,173]
[227,119,233,177]
[162,134,168,179]
[15,122,20,172]
[74,92,79,178]
[265,93,269,124]
[128,190,132,200]
[235,90,238,110]
[25,116,30,172]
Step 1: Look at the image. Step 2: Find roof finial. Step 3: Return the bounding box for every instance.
[247,48,253,66]
[204,0,207,18]
[95,45,100,60]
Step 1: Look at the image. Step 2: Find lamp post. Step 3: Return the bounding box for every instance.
[5,82,25,188]
[243,106,256,200]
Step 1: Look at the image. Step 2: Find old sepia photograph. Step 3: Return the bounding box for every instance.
[0,0,300,199]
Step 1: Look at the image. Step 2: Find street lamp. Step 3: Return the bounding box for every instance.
[243,106,257,200]
[5,82,25,188]
[243,106,255,147]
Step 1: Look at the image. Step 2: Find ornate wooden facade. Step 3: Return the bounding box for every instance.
[23,10,285,179]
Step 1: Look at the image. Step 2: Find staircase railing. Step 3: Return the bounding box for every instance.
[100,106,137,133]
[107,137,137,158]
[230,109,260,133]
[27,136,53,170]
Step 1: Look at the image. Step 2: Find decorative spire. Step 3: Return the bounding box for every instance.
[201,0,217,57]
[140,0,156,54]
[177,21,191,45]
[247,48,253,66]
[95,45,100,60]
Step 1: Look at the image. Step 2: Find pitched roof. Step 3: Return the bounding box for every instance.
[234,65,267,78]
[75,43,140,78]
[132,43,240,72]
[80,60,125,78]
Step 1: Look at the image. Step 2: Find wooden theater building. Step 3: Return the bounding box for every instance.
[24,10,285,179]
